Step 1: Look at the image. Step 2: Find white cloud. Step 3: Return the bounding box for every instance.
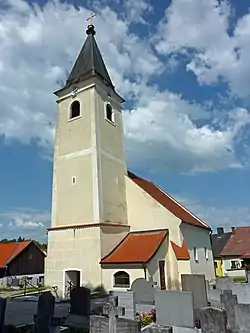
[176,194,250,231]
[0,207,50,238]
[0,0,250,173]
[155,0,250,98]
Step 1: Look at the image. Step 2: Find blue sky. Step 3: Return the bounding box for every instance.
[1,0,250,241]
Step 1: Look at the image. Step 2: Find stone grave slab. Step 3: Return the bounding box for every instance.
[181,274,208,309]
[155,290,194,328]
[35,291,55,333]
[131,278,154,305]
[235,304,250,333]
[198,307,227,333]
[215,277,234,291]
[112,290,136,320]
[64,286,90,329]
[220,289,238,331]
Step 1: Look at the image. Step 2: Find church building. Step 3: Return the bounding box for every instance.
[45,21,215,297]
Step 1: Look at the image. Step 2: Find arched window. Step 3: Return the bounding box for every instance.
[113,271,130,288]
[70,100,80,119]
[105,103,114,123]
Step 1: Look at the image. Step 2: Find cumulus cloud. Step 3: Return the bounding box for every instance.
[0,0,250,173]
[155,0,250,98]
[0,208,50,240]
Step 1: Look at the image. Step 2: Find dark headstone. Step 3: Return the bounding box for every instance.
[220,289,238,331]
[35,292,55,333]
[65,286,91,330]
[0,297,6,332]
[70,286,91,316]
[235,304,250,332]
[181,274,208,309]
[199,307,227,333]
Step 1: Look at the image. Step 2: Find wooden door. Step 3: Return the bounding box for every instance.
[159,260,166,290]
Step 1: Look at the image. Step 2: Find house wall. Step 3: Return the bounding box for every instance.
[222,258,246,278]
[7,243,45,277]
[215,259,223,277]
[180,223,215,281]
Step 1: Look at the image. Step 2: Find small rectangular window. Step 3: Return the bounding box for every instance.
[72,177,76,184]
[205,247,209,260]
[194,247,198,262]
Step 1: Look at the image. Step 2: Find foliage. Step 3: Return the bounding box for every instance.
[0,237,47,251]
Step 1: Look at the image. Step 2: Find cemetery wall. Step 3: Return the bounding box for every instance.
[180,224,215,281]
[125,176,181,244]
[45,227,102,296]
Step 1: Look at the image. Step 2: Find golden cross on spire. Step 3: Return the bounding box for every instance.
[86,12,96,26]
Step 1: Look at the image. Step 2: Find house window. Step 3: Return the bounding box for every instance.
[72,177,76,185]
[231,260,240,269]
[205,247,209,260]
[105,103,114,123]
[194,247,198,262]
[214,261,218,269]
[70,101,80,119]
[113,271,130,288]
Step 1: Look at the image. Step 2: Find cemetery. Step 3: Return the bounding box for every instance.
[1,274,250,332]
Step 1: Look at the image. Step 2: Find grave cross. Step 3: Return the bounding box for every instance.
[103,294,125,333]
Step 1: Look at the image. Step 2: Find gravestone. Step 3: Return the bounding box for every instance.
[155,290,194,328]
[103,293,125,333]
[64,286,91,329]
[112,290,136,320]
[198,307,227,333]
[12,278,19,287]
[35,291,55,333]
[90,315,140,333]
[235,304,250,333]
[181,274,208,309]
[141,324,173,332]
[131,278,155,305]
[216,277,234,291]
[0,298,6,333]
[220,289,238,331]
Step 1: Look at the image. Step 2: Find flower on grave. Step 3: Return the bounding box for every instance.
[139,309,156,327]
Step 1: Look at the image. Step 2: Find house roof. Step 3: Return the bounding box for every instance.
[220,227,250,257]
[171,241,190,260]
[64,24,114,91]
[128,171,210,230]
[101,229,168,264]
[211,232,232,258]
[0,241,32,268]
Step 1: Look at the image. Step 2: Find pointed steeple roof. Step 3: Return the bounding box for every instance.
[64,24,114,90]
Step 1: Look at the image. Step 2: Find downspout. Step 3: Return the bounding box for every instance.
[209,229,216,278]
[142,263,147,280]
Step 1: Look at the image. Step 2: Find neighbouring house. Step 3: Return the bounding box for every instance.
[211,227,232,277]
[45,21,216,297]
[220,227,250,278]
[0,241,46,278]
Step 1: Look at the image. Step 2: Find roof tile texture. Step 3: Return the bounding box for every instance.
[0,241,31,268]
[171,241,190,260]
[101,230,168,264]
[221,227,250,257]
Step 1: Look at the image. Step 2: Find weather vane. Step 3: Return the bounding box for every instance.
[86,12,96,26]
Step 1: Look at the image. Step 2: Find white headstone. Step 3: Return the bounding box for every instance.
[112,290,136,320]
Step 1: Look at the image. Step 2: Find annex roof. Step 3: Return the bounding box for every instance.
[101,229,168,264]
[220,227,250,258]
[171,241,190,260]
[211,231,232,259]
[0,241,31,268]
[128,171,210,230]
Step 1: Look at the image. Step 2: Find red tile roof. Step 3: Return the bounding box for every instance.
[220,227,250,257]
[128,171,210,230]
[171,241,190,260]
[101,229,168,264]
[0,241,31,268]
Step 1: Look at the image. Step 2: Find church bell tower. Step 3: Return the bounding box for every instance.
[45,18,130,295]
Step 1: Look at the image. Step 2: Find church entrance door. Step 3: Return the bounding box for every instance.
[64,270,81,298]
